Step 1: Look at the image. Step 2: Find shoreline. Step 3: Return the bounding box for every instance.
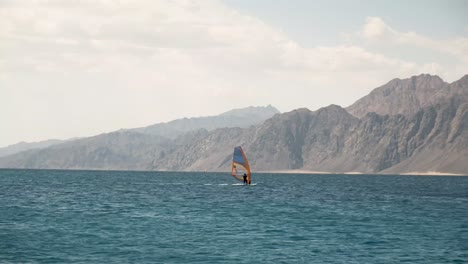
[258,169,467,176]
[1,167,466,176]
[396,171,467,176]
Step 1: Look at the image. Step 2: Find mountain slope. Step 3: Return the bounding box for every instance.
[346,74,467,118]
[0,105,279,170]
[380,97,468,174]
[0,131,172,170]
[133,105,279,138]
[0,139,66,158]
[248,106,360,171]
[0,100,465,174]
[152,98,467,174]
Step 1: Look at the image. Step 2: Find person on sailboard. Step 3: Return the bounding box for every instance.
[243,173,248,185]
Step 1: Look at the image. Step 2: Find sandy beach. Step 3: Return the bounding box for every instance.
[258,170,467,176]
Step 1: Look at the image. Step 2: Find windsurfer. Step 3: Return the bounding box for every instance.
[231,146,252,185]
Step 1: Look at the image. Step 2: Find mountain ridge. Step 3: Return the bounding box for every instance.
[0,139,68,158]
[346,73,467,118]
[0,74,466,174]
[0,105,279,157]
[131,105,280,138]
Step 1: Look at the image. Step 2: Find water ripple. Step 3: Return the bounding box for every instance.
[0,170,467,263]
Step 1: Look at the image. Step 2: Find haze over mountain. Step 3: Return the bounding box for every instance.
[0,139,65,158]
[0,74,466,174]
[0,105,279,169]
[0,105,279,157]
[132,105,280,138]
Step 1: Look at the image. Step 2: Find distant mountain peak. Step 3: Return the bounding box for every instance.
[292,107,311,113]
[317,104,346,113]
[411,73,445,83]
[386,74,445,88]
[345,73,467,118]
[453,74,468,85]
[133,105,280,139]
[220,105,280,117]
[413,73,442,79]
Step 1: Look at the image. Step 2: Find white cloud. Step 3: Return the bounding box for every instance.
[0,2,466,146]
[362,17,396,40]
[361,17,468,64]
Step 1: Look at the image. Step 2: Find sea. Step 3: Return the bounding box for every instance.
[0,169,467,263]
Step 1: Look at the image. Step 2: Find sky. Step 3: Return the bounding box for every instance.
[1,0,467,147]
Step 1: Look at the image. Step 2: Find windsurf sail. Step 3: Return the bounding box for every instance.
[231,146,251,184]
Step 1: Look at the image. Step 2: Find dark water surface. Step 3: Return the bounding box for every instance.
[0,169,467,263]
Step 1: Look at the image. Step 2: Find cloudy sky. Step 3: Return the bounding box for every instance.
[1,0,467,147]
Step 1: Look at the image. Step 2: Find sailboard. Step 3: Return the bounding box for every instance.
[231,146,252,185]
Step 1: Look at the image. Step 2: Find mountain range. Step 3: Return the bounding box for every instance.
[0,105,279,157]
[0,139,65,158]
[0,74,466,174]
[131,105,280,138]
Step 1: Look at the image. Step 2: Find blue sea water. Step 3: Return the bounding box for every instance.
[0,169,467,263]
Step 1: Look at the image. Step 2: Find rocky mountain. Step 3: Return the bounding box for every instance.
[346,74,468,118]
[380,97,468,174]
[133,105,279,138]
[152,97,466,174]
[0,74,466,174]
[0,139,66,158]
[147,75,468,174]
[247,106,359,171]
[0,105,279,170]
[0,105,278,169]
[0,131,172,170]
